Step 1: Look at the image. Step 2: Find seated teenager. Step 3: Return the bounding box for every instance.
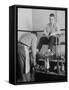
[43,13,60,55]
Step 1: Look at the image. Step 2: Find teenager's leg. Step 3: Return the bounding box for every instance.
[37,36,49,51]
[49,36,56,51]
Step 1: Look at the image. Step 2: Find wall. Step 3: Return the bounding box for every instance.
[57,10,65,29]
[18,8,32,40]
[18,8,32,30]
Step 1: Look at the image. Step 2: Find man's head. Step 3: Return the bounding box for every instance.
[49,13,55,24]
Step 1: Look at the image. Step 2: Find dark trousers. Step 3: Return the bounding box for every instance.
[37,36,58,52]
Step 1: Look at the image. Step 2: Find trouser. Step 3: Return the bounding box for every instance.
[17,42,34,82]
[37,36,58,53]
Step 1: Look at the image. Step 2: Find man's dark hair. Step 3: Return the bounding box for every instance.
[49,13,55,17]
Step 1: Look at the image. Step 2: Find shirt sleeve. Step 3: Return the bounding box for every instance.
[43,24,49,36]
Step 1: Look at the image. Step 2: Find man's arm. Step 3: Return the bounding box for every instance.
[43,25,49,37]
[50,23,60,36]
[56,23,60,33]
[31,35,37,66]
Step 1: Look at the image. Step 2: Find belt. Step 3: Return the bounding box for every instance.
[18,42,30,47]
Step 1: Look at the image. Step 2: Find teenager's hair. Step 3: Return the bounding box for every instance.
[49,13,55,17]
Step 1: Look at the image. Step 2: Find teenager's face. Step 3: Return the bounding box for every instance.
[49,16,55,24]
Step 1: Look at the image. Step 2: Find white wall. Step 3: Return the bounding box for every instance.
[57,10,65,29]
[18,8,32,30]
[18,8,32,40]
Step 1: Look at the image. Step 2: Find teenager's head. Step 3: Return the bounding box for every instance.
[49,13,55,24]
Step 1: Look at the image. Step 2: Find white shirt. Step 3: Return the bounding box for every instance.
[19,32,37,59]
[44,23,60,37]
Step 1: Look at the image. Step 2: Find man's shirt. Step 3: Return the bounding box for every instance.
[19,32,37,59]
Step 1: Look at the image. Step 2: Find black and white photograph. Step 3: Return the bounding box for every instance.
[9,5,67,84]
